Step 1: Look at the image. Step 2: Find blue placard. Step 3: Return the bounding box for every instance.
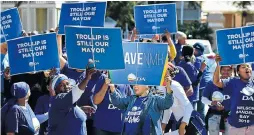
[216,26,254,65]
[65,26,125,70]
[58,2,107,34]
[7,33,60,75]
[134,3,177,35]
[109,42,168,86]
[1,8,23,43]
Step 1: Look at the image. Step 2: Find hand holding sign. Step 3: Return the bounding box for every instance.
[4,67,10,80]
[215,54,222,64]
[164,72,173,94]
[85,61,96,80]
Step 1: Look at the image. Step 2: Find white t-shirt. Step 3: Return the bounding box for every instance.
[161,80,193,125]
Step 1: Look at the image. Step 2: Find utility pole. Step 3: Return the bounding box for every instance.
[180,1,184,25]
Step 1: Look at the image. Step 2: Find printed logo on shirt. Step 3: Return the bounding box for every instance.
[108,104,120,110]
[212,91,230,101]
[125,106,142,123]
[241,86,254,97]
[212,91,224,102]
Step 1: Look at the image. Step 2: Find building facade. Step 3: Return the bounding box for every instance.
[1,1,62,33]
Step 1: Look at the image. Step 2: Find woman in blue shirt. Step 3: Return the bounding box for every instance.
[213,55,254,135]
[47,63,96,135]
[178,46,206,109]
[4,82,40,135]
[108,74,173,135]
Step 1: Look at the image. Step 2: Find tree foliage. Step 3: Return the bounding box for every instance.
[233,1,253,26]
[106,1,146,31]
[178,21,214,45]
[14,1,24,8]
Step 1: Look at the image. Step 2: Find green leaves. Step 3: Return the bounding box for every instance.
[178,21,214,45]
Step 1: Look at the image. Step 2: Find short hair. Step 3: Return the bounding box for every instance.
[236,63,251,72]
[176,31,187,40]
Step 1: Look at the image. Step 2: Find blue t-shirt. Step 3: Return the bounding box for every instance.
[199,58,217,89]
[48,92,87,135]
[174,43,183,65]
[77,71,102,120]
[222,77,254,128]
[93,75,133,132]
[178,61,199,102]
[173,66,192,89]
[34,95,50,135]
[203,81,231,111]
[5,104,39,135]
[124,96,150,135]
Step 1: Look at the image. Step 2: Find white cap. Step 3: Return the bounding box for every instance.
[176,31,187,40]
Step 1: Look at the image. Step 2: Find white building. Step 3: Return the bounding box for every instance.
[1,1,63,33]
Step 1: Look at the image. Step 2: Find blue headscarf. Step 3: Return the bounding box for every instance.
[51,74,69,91]
[11,82,30,99]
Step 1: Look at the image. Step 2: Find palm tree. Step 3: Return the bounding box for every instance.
[188,1,203,9]
[233,1,252,26]
[14,1,24,8]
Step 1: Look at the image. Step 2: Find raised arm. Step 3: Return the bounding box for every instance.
[165,31,177,61]
[1,42,7,54]
[156,74,173,110]
[54,27,66,70]
[109,79,131,110]
[213,55,224,88]
[131,28,138,42]
[93,75,109,105]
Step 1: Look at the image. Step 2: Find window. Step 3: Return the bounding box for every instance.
[36,8,47,33]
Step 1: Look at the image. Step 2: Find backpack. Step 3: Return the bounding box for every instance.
[1,98,17,134]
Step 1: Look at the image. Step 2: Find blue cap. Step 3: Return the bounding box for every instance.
[11,82,30,99]
[193,42,205,53]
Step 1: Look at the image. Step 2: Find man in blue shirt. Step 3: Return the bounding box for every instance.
[193,42,210,119]
[202,66,233,135]
[174,31,187,65]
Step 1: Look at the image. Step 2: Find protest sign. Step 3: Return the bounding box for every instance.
[7,33,60,75]
[58,2,106,34]
[1,8,23,43]
[65,26,125,70]
[134,3,177,35]
[109,42,168,86]
[216,26,254,65]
